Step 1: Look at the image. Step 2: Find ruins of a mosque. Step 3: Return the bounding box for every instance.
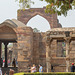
[0,7,75,73]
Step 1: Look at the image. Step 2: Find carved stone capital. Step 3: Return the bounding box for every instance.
[46,37,52,46]
[64,37,71,43]
[66,55,70,61]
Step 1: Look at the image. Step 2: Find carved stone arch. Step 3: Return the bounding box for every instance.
[17,7,62,29]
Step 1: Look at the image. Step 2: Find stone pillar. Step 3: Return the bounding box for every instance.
[17,27,33,72]
[46,38,52,72]
[65,38,70,72]
[4,42,8,67]
[0,42,2,67]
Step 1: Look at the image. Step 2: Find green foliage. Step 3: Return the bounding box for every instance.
[16,0,75,16]
[33,28,40,32]
[41,0,75,16]
[16,0,34,9]
[14,72,75,75]
[14,72,25,75]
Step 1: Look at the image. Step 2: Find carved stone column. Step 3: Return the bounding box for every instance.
[65,37,71,72]
[46,38,52,72]
[4,42,8,67]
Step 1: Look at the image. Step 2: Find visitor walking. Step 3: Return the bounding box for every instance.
[12,58,16,67]
[31,64,36,73]
[28,65,31,72]
[51,65,54,72]
[3,59,5,67]
[71,63,75,72]
[9,69,14,75]
[8,59,10,66]
[0,68,2,75]
[39,64,43,72]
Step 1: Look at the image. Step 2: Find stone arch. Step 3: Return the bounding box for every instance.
[17,7,62,29]
[27,12,50,23]
[27,14,50,32]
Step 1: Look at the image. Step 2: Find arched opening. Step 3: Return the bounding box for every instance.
[27,15,50,32]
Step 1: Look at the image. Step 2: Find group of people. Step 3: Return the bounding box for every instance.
[28,64,43,73]
[29,63,75,73]
[1,58,17,67]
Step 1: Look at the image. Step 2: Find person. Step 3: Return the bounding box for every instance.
[9,69,14,75]
[4,72,8,75]
[28,65,31,72]
[31,64,36,73]
[39,64,43,72]
[51,65,54,72]
[8,59,10,66]
[12,58,16,67]
[71,63,75,72]
[15,59,18,66]
[0,68,2,75]
[3,59,5,67]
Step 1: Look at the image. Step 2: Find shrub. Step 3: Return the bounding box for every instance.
[14,72,75,75]
[14,72,25,75]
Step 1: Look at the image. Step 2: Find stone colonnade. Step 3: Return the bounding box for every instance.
[0,42,9,67]
[46,31,74,72]
[0,41,16,68]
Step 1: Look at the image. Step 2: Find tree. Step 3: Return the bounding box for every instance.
[41,0,75,16]
[33,28,40,32]
[15,0,34,9]
[16,0,75,16]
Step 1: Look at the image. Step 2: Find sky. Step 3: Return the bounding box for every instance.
[0,0,75,32]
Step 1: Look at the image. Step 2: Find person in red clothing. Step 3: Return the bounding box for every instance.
[71,63,75,72]
[3,60,5,67]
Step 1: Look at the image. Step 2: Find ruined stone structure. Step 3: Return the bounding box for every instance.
[0,7,75,73]
[46,28,75,72]
[17,7,62,28]
[16,8,62,72]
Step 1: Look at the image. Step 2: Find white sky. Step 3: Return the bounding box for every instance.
[0,0,75,32]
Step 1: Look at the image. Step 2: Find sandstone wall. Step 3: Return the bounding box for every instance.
[33,32,46,72]
[16,27,33,72]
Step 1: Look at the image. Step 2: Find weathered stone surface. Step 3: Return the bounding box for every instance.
[17,8,62,29]
[46,28,75,72]
[1,8,75,73]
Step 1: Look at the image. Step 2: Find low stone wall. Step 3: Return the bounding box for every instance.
[2,67,18,75]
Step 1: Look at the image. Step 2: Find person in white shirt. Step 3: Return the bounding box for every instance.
[31,64,36,73]
[0,68,2,75]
